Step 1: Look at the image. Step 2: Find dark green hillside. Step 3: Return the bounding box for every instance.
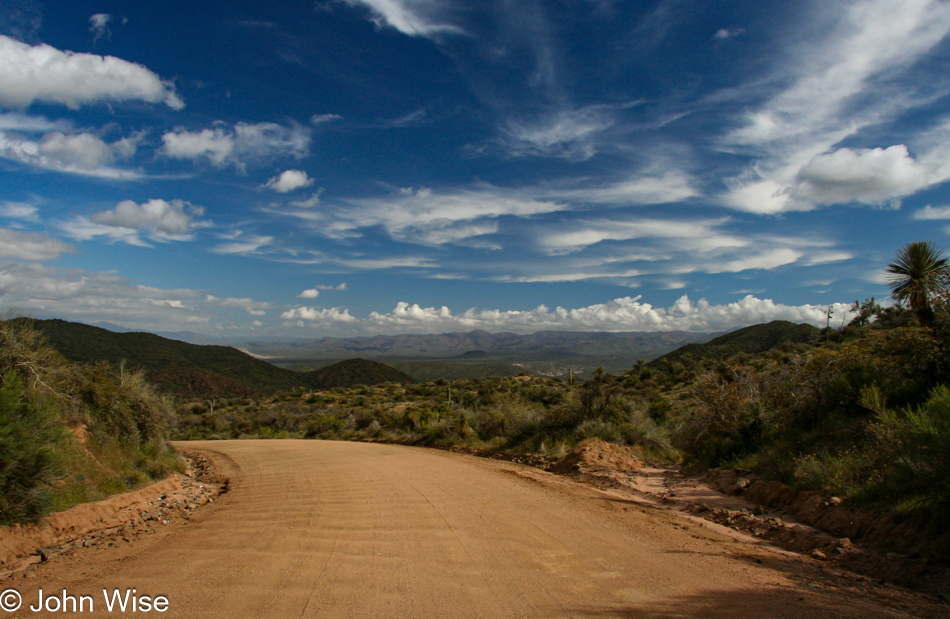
[650,320,819,367]
[26,319,302,397]
[303,359,414,389]
[24,319,412,399]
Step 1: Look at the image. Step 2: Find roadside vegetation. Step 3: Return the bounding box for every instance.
[0,317,181,526]
[174,370,677,461]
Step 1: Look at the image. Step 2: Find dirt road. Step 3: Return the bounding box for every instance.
[3,440,935,617]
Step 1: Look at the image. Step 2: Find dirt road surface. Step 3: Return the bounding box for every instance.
[4,440,938,617]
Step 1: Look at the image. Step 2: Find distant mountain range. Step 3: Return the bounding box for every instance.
[28,317,814,396]
[242,329,710,365]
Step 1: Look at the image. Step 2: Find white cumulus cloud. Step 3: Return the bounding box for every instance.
[790,145,933,206]
[280,306,357,322]
[0,130,140,179]
[357,295,856,334]
[0,35,183,110]
[60,199,208,246]
[265,169,313,193]
[162,122,310,169]
[90,199,206,236]
[298,283,347,298]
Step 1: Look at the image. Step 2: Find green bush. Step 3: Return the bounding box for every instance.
[0,317,180,524]
[0,372,69,524]
[867,384,950,520]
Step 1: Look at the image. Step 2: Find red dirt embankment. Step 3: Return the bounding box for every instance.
[543,440,950,598]
[0,452,226,579]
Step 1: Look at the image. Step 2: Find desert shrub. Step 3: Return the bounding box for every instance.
[673,366,764,467]
[791,447,877,497]
[864,384,950,521]
[575,418,622,443]
[420,419,456,443]
[619,405,677,460]
[575,370,625,422]
[304,414,345,438]
[467,405,510,438]
[646,397,671,422]
[351,407,377,430]
[360,420,382,438]
[0,372,69,524]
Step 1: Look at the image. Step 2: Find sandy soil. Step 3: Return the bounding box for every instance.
[1,440,945,618]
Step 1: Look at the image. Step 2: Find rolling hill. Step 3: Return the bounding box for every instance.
[306,359,416,389]
[22,319,413,399]
[650,320,820,367]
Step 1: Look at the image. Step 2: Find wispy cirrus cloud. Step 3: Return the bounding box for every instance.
[0,201,39,222]
[492,106,616,161]
[271,169,698,250]
[0,112,72,133]
[205,295,273,316]
[0,228,75,260]
[337,0,464,37]
[526,216,852,287]
[275,184,565,245]
[537,217,743,256]
[913,204,950,219]
[713,27,744,40]
[88,13,112,42]
[720,0,950,213]
[210,231,275,255]
[0,260,210,331]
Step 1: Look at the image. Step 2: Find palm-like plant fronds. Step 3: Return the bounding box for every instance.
[886,241,950,326]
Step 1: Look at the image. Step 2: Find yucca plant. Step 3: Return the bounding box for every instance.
[886,241,949,327]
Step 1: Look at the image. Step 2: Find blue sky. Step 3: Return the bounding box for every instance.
[2,0,950,337]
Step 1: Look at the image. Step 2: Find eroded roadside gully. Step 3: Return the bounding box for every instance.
[506,439,949,600]
[0,451,227,580]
